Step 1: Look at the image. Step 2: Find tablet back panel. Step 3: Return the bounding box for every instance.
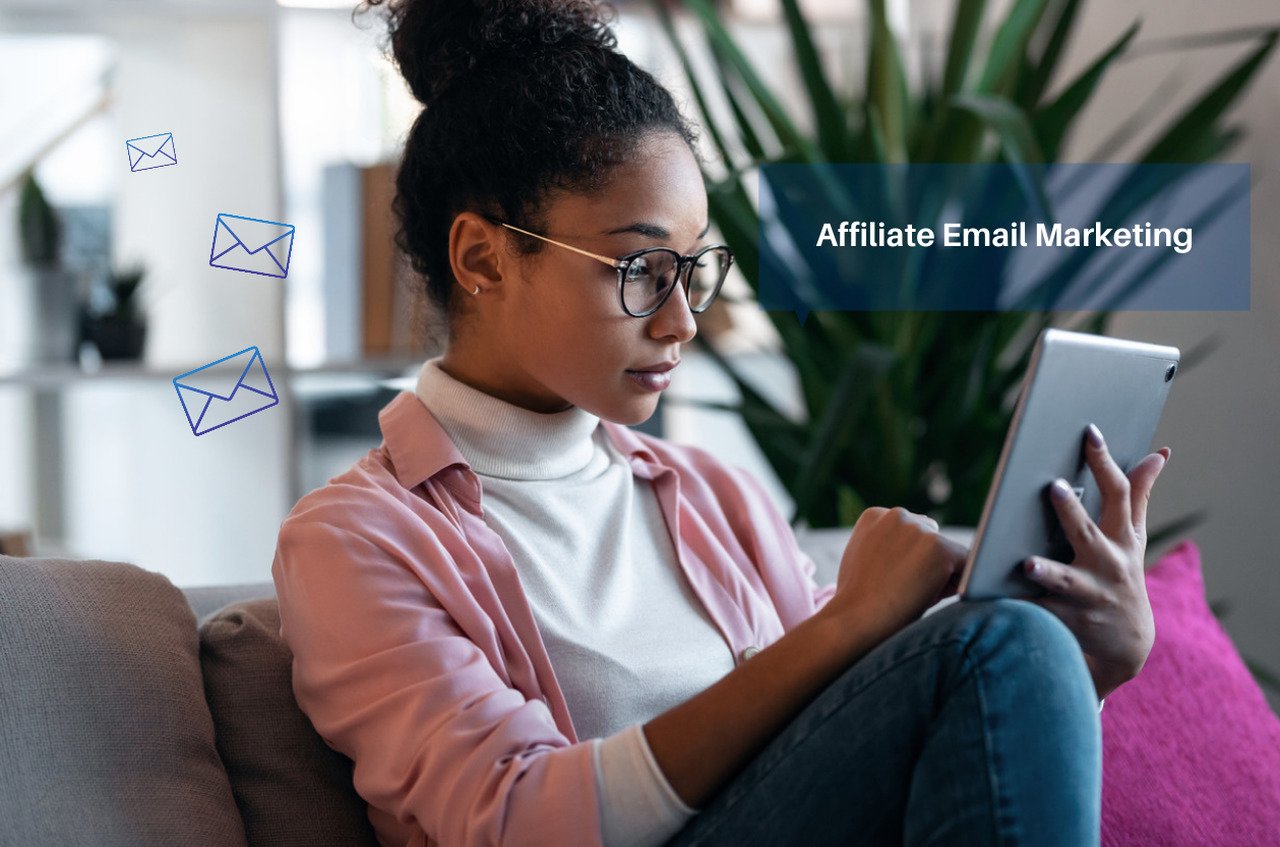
[957,329,1181,599]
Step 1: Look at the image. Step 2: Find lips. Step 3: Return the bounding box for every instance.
[627,359,680,374]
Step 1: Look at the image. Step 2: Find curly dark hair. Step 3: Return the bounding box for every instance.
[357,0,703,331]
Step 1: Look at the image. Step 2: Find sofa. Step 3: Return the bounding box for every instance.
[1,538,1277,847]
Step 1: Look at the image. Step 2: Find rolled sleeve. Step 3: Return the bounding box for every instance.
[593,724,698,847]
[272,517,603,847]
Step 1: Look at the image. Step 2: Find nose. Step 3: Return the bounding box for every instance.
[649,271,698,343]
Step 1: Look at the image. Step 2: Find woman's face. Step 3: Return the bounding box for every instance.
[444,131,711,426]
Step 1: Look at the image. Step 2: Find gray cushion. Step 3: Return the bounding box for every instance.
[0,556,248,847]
[199,598,379,846]
[184,582,276,623]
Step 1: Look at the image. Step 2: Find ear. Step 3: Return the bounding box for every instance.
[450,212,506,297]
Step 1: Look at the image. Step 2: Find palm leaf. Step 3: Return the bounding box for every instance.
[941,0,989,96]
[682,0,820,161]
[867,0,911,162]
[976,0,1052,95]
[1141,29,1278,163]
[1013,0,1084,109]
[1033,21,1140,159]
[778,0,851,158]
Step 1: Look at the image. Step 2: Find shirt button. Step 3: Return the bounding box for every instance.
[739,646,760,662]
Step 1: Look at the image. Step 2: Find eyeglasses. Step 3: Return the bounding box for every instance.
[485,217,734,318]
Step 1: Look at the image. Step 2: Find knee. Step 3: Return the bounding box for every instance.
[932,597,1093,690]
[978,597,1079,654]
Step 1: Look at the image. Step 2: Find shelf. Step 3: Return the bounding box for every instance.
[0,356,424,390]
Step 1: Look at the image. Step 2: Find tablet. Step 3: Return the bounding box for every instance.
[956,328,1181,600]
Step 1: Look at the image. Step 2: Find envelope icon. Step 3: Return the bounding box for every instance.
[173,346,279,436]
[125,132,177,172]
[209,213,296,279]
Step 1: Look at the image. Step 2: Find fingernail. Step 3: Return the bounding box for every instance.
[1087,423,1104,449]
[1050,478,1072,499]
[1025,558,1039,575]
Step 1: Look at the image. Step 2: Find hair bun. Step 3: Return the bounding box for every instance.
[363,0,619,107]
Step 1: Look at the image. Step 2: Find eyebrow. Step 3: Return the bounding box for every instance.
[602,220,712,240]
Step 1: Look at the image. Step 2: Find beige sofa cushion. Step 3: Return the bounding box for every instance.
[199,598,379,846]
[0,555,248,847]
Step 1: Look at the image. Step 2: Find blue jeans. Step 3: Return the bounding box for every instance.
[663,597,1102,847]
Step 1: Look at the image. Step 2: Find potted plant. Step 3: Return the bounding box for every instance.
[650,0,1278,695]
[80,265,148,361]
[17,170,79,363]
[652,0,1272,536]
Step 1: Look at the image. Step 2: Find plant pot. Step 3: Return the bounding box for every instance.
[29,267,80,363]
[83,315,147,361]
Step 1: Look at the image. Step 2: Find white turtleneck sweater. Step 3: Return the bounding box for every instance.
[414,357,738,847]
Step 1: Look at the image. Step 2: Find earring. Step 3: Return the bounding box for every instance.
[472,285,481,296]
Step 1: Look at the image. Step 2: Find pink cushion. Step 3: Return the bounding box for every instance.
[1102,540,1280,845]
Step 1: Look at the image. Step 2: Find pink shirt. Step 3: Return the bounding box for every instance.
[272,391,837,847]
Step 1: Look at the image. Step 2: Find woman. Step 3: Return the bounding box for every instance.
[271,1,1172,845]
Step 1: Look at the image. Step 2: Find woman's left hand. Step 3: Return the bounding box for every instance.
[1022,424,1171,700]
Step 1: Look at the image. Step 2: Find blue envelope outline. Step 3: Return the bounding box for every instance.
[125,132,177,172]
[173,346,280,436]
[209,213,296,279]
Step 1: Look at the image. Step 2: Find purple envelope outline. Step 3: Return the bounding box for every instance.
[125,132,177,172]
[172,345,279,436]
[209,213,296,279]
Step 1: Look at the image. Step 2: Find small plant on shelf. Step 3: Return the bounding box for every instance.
[80,265,148,361]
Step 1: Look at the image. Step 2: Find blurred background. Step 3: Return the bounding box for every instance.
[0,0,1276,709]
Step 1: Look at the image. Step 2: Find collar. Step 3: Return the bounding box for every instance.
[413,357,601,480]
[378,392,668,504]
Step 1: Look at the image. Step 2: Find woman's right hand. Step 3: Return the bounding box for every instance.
[815,507,970,647]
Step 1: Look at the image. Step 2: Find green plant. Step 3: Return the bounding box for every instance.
[652,0,1275,554]
[18,170,62,268]
[104,265,146,321]
[651,0,1279,704]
